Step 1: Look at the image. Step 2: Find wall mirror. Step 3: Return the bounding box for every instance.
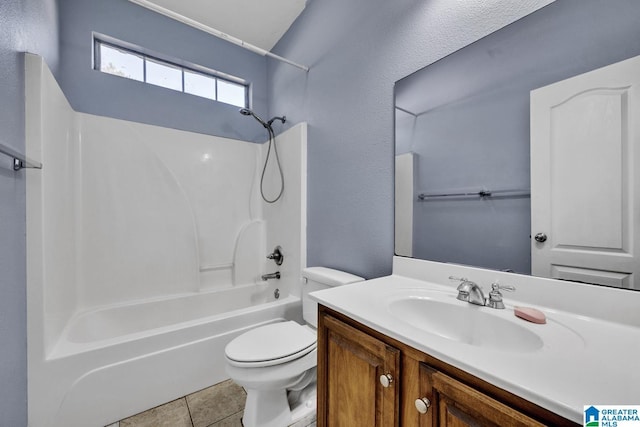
[394,0,640,290]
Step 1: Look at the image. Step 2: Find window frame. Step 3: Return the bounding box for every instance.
[93,35,249,108]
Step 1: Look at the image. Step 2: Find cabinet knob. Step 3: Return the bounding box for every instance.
[379,373,394,388]
[415,397,431,414]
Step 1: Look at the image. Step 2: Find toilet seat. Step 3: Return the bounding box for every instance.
[225,321,317,368]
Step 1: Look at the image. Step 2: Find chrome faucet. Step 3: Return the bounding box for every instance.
[450,277,486,306]
[449,276,515,309]
[261,271,281,281]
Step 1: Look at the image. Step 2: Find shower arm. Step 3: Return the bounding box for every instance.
[267,116,286,127]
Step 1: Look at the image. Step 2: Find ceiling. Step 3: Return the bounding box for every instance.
[129,0,307,52]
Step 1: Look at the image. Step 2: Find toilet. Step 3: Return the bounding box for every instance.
[225,267,364,427]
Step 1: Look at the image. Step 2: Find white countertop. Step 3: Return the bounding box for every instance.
[310,258,640,424]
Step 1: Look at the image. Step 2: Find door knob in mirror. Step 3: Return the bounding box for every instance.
[534,233,547,243]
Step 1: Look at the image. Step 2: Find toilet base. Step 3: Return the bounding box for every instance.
[289,383,316,425]
[242,388,292,427]
[242,380,316,427]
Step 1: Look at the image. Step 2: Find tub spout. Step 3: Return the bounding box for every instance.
[261,271,281,280]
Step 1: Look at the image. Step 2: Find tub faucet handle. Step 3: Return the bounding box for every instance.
[267,246,284,266]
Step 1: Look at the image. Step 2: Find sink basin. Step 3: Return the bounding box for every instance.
[387,293,544,352]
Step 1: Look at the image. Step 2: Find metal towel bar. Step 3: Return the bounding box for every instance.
[418,188,530,201]
[0,142,42,171]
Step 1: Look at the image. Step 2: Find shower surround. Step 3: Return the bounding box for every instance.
[25,54,307,426]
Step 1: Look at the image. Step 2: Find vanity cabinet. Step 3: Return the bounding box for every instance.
[317,312,400,426]
[317,306,579,427]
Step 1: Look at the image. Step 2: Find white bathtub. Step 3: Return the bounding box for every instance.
[31,284,302,427]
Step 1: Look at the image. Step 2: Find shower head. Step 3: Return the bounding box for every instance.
[239,108,269,128]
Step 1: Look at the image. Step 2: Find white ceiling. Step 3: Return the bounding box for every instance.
[131,0,307,52]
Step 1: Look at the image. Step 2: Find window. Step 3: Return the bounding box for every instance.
[94,37,248,108]
[99,43,144,81]
[217,79,247,108]
[146,58,182,91]
[184,70,216,100]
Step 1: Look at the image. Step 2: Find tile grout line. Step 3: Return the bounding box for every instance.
[184,396,196,427]
[204,409,243,427]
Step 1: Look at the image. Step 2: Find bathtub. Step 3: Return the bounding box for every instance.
[31,283,302,427]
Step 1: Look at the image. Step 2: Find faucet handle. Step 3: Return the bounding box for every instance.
[487,283,515,309]
[266,246,284,266]
[491,283,515,292]
[449,275,468,283]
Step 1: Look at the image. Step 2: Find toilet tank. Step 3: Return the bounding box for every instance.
[301,267,364,328]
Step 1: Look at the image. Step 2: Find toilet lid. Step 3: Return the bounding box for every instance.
[225,321,316,367]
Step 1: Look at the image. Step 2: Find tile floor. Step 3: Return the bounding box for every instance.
[105,379,316,427]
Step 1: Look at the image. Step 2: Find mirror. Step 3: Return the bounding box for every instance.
[394,0,640,289]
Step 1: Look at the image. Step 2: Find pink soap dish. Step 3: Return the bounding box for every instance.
[514,306,546,324]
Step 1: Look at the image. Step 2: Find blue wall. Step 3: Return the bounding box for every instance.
[58,0,269,143]
[267,0,554,278]
[0,0,58,424]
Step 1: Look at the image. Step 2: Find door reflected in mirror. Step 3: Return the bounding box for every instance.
[394,0,640,290]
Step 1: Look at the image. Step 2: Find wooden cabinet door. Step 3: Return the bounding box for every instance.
[317,313,400,427]
[418,363,545,427]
